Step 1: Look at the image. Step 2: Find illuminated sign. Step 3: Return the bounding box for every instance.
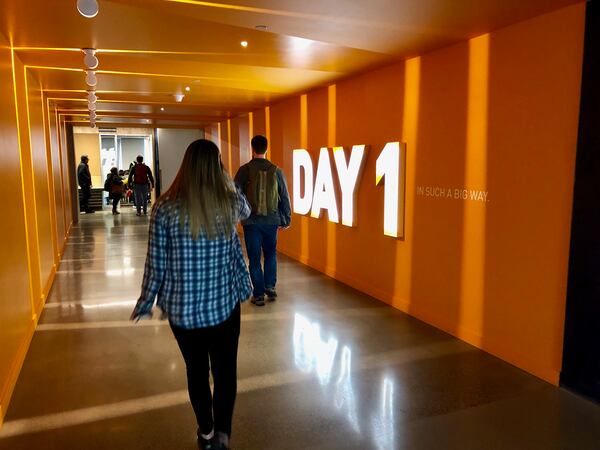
[293,142,405,238]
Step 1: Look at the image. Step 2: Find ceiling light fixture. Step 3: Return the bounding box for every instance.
[174,93,184,102]
[240,41,248,48]
[185,86,190,92]
[77,0,99,18]
[160,107,165,111]
[85,70,97,87]
[82,48,98,69]
[255,25,268,31]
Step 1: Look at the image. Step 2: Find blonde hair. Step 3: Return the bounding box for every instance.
[160,139,236,240]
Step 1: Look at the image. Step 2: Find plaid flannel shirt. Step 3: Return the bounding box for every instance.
[133,191,252,329]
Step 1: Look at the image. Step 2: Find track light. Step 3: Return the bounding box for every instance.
[85,70,97,87]
[82,48,98,70]
[77,0,99,18]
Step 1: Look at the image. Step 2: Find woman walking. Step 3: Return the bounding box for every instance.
[105,167,124,214]
[130,139,252,450]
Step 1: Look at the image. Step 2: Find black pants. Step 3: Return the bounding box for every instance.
[170,303,241,437]
[80,185,91,212]
[110,193,122,212]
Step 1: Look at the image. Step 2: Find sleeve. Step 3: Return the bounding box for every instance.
[128,170,134,185]
[147,166,155,186]
[131,205,168,318]
[233,165,248,192]
[235,187,251,222]
[277,168,292,227]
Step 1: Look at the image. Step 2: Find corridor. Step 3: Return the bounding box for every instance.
[0,210,598,449]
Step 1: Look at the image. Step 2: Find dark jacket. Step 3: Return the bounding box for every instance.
[234,158,292,227]
[107,173,124,197]
[128,163,155,186]
[77,162,92,188]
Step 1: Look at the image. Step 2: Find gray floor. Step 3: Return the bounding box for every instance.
[0,209,599,449]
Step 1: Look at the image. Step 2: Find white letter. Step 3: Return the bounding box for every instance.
[333,145,366,227]
[375,142,406,238]
[293,149,313,215]
[311,148,339,223]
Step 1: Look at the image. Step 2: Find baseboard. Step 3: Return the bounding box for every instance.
[0,316,36,428]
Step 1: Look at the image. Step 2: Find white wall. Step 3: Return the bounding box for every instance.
[157,128,203,193]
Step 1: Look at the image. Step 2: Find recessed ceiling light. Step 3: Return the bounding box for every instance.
[160,107,165,111]
[240,41,248,48]
[77,0,99,18]
[255,25,268,31]
[185,86,191,92]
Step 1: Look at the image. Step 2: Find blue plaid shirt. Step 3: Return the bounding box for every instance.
[132,191,252,329]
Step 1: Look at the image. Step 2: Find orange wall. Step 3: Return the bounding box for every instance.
[0,36,72,425]
[220,4,586,384]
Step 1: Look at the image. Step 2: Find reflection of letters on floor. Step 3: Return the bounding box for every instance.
[292,314,395,445]
[334,346,360,433]
[372,378,395,450]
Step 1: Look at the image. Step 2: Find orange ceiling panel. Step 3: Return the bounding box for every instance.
[0,0,581,128]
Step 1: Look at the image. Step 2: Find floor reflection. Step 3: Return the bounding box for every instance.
[293,313,396,448]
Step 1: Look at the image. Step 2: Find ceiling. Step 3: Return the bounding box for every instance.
[0,0,580,129]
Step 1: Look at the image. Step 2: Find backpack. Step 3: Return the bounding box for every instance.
[133,164,149,184]
[103,175,112,192]
[247,163,279,216]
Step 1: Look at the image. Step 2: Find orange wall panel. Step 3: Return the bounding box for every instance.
[0,36,72,425]
[48,106,66,250]
[222,4,586,384]
[26,71,55,309]
[0,34,35,426]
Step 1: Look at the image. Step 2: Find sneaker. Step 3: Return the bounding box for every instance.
[197,429,215,450]
[136,212,141,217]
[251,296,265,306]
[265,288,277,301]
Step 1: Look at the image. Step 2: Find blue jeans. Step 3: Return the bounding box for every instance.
[134,184,149,214]
[243,224,278,298]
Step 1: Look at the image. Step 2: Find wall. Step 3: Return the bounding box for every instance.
[156,128,202,192]
[73,132,101,186]
[120,137,144,169]
[217,3,586,384]
[0,37,72,425]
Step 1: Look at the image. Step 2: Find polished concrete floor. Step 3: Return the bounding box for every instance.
[1,209,599,449]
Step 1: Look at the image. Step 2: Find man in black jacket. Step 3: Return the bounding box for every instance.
[77,155,94,213]
[234,135,291,306]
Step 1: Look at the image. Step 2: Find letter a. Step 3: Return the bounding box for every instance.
[311,148,339,223]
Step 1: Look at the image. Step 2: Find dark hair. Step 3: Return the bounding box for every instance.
[136,155,144,163]
[251,135,268,154]
[110,167,118,174]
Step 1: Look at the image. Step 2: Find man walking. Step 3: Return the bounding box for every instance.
[77,154,94,213]
[234,135,291,306]
[128,155,155,216]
